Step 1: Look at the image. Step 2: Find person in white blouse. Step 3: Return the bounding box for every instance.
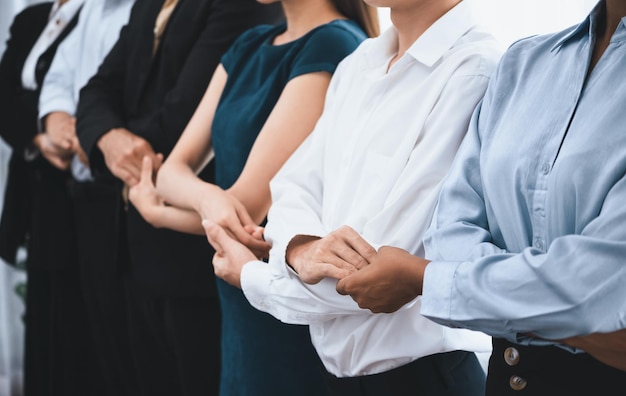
[202,0,502,394]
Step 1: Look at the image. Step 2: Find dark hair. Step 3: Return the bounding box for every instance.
[332,0,380,38]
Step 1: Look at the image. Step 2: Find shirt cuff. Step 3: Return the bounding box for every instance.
[241,259,274,313]
[420,260,460,321]
[39,99,76,131]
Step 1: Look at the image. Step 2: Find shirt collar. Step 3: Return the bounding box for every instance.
[551,1,626,52]
[362,0,478,69]
[406,0,478,67]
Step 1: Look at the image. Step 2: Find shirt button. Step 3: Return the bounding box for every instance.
[534,238,544,250]
[504,347,520,366]
[509,375,528,391]
[541,162,551,175]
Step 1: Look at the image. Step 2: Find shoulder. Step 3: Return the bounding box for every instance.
[11,2,53,28]
[302,20,367,51]
[224,24,279,56]
[500,19,583,68]
[235,24,279,47]
[442,27,503,79]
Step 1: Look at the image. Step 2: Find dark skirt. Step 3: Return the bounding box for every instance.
[216,278,329,396]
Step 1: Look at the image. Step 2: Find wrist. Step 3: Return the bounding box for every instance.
[193,182,221,215]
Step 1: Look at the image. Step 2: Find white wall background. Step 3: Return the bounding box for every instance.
[377,0,599,49]
[0,0,603,395]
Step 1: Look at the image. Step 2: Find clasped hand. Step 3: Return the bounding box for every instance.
[37,112,88,170]
[197,184,270,259]
[98,127,163,186]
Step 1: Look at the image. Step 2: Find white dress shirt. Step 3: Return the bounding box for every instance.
[39,0,134,181]
[240,0,502,377]
[21,0,84,90]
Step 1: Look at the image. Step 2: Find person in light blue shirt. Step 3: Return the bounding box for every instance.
[39,0,135,181]
[36,0,138,394]
[333,0,626,394]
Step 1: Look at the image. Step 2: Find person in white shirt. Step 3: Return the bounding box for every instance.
[36,0,137,394]
[202,0,502,394]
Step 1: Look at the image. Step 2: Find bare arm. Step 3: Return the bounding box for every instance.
[158,67,332,254]
[129,156,204,234]
[228,71,332,223]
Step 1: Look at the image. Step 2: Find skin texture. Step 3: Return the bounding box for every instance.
[286,226,376,284]
[97,127,163,187]
[336,246,428,313]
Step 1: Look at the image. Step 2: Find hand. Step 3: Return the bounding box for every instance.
[33,133,73,170]
[557,329,626,372]
[72,136,89,167]
[97,128,163,186]
[203,219,257,289]
[336,246,428,313]
[197,186,271,259]
[45,111,76,151]
[128,156,164,225]
[285,225,376,284]
[244,224,265,241]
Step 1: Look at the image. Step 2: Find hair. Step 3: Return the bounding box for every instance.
[332,0,380,38]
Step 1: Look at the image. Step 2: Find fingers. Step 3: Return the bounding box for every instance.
[154,153,164,170]
[46,154,72,170]
[117,167,140,187]
[139,156,154,185]
[334,225,377,267]
[243,224,265,241]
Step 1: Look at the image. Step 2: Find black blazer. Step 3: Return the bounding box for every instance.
[0,3,81,270]
[76,0,284,297]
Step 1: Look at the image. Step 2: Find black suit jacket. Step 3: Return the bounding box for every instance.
[76,0,284,297]
[0,3,81,270]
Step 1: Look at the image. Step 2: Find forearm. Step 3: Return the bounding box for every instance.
[241,258,370,326]
[140,203,204,235]
[156,160,217,214]
[227,182,270,225]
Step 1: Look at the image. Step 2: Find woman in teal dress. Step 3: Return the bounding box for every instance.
[128,0,379,394]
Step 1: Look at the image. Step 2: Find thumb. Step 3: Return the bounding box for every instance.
[140,156,153,185]
[336,278,348,296]
[154,153,164,170]
[202,219,228,255]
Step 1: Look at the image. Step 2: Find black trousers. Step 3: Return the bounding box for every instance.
[125,278,222,396]
[23,267,98,396]
[487,338,626,395]
[71,181,139,396]
[323,350,486,396]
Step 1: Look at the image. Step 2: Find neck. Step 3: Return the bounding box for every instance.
[388,0,460,65]
[276,0,343,44]
[602,0,626,37]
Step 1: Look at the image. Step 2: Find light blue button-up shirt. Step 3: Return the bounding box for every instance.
[421,2,626,344]
[39,0,134,181]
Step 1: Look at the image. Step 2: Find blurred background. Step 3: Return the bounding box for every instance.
[0,0,601,395]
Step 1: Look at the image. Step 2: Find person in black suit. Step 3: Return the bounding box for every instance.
[0,1,98,396]
[75,1,284,395]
